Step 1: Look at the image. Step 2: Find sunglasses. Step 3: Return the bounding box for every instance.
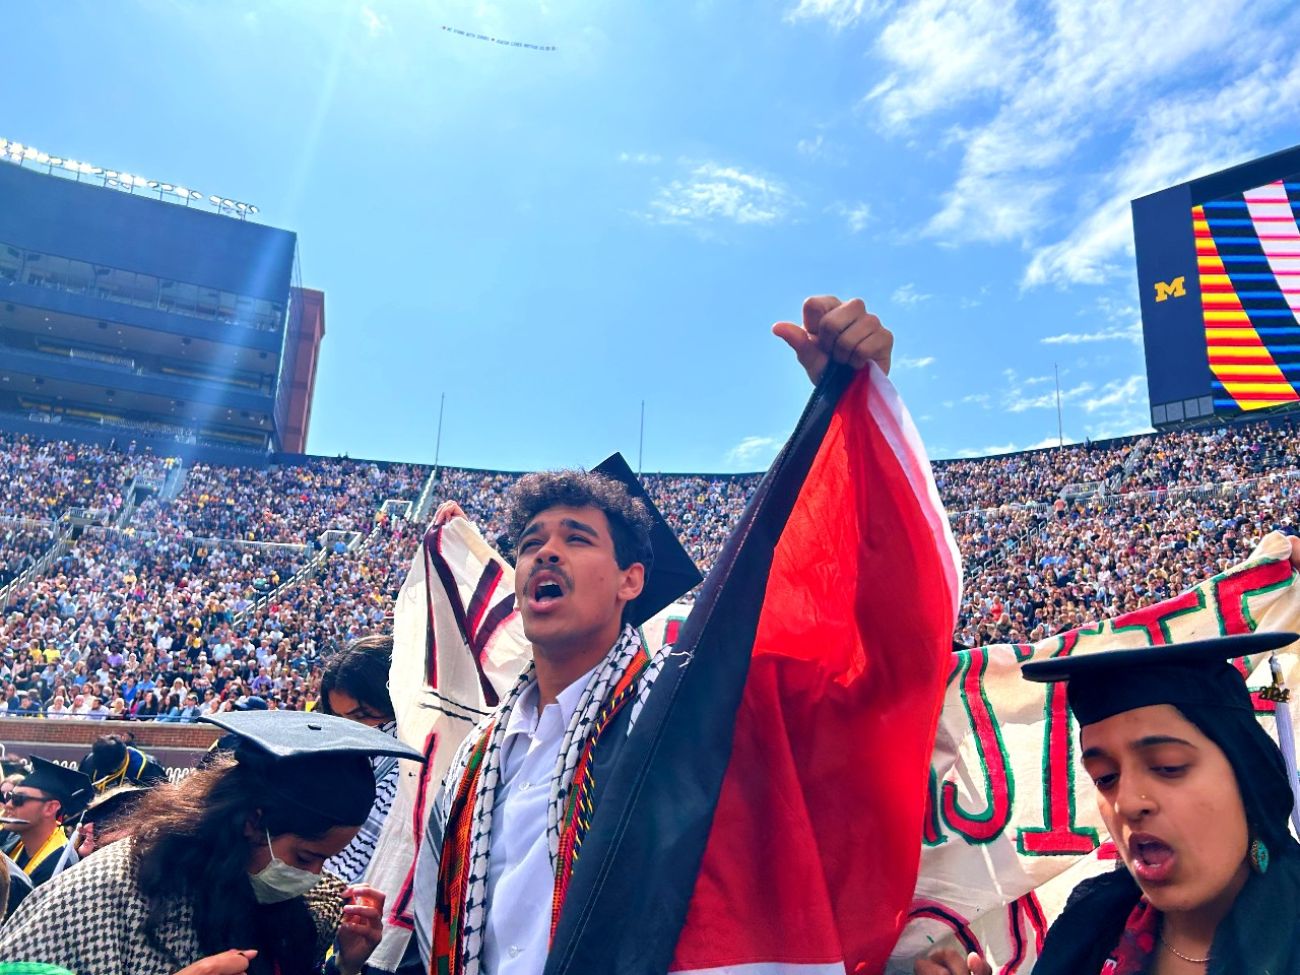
[4,792,53,808]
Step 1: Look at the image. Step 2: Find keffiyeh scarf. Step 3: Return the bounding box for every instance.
[324,719,401,884]
[431,625,663,975]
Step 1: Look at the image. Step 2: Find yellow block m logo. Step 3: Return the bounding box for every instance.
[1154,277,1186,302]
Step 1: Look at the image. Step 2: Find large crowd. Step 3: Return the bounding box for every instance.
[0,416,1298,717]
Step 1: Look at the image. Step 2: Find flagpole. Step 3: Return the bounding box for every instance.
[1055,364,1063,448]
[434,393,445,470]
[638,400,645,477]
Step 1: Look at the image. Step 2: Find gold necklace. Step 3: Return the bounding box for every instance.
[1159,932,1210,965]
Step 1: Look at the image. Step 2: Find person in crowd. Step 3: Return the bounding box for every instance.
[7,693,39,719]
[405,295,889,975]
[916,631,1300,975]
[178,693,203,723]
[132,690,162,721]
[44,698,71,720]
[316,634,399,884]
[83,697,108,720]
[77,735,168,795]
[0,758,92,887]
[155,693,183,723]
[0,710,420,975]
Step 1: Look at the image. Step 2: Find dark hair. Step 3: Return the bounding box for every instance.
[505,470,653,572]
[129,751,373,975]
[92,735,127,770]
[317,634,394,720]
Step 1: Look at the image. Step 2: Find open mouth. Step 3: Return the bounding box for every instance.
[527,571,569,610]
[1129,833,1176,884]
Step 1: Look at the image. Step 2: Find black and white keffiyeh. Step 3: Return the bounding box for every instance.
[437,624,662,975]
[324,719,401,884]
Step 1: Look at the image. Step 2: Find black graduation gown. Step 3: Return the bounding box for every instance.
[1035,850,1300,975]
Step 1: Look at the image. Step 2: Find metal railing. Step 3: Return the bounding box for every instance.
[413,466,441,522]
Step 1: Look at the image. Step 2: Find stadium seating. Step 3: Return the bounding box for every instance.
[0,416,1296,716]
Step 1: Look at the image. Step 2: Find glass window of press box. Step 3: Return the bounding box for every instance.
[0,241,286,332]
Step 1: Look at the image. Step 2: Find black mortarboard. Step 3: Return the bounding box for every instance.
[82,783,147,827]
[1021,632,1296,726]
[592,453,703,626]
[199,710,423,763]
[200,711,424,826]
[19,757,93,819]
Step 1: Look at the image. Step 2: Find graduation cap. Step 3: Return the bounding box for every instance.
[82,783,147,827]
[1021,631,1297,727]
[591,453,703,626]
[200,711,424,826]
[199,710,423,763]
[18,757,93,819]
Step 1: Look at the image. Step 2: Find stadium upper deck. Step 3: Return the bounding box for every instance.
[0,157,324,455]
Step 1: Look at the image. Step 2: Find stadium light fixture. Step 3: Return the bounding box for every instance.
[1,135,261,221]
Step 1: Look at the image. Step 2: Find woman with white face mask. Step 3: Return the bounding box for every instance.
[0,711,423,975]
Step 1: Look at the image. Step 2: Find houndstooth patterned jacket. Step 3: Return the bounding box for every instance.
[0,839,345,975]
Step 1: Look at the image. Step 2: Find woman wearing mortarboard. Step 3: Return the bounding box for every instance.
[0,711,424,975]
[917,632,1300,975]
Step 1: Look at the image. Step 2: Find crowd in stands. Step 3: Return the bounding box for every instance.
[0,527,53,588]
[135,458,429,543]
[0,432,169,522]
[0,416,1298,719]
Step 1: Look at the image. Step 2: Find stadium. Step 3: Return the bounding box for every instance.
[2,98,1300,975]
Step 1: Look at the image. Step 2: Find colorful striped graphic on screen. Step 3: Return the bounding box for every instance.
[1196,180,1300,411]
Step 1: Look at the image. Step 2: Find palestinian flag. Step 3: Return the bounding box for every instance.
[544,363,963,974]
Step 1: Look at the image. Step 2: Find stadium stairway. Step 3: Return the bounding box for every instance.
[231,527,365,625]
[0,519,73,611]
[413,466,441,522]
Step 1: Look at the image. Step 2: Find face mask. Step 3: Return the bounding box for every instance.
[248,829,321,904]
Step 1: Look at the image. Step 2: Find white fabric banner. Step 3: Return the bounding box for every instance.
[888,531,1300,973]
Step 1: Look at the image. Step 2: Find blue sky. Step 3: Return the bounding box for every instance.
[8,0,1300,471]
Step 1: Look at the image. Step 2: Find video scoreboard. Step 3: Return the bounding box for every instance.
[1133,145,1300,427]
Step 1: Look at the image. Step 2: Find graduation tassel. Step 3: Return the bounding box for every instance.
[1265,653,1300,835]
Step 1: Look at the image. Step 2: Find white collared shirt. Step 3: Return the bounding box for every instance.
[482,666,597,975]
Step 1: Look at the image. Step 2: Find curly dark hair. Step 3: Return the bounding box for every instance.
[505,470,653,572]
[127,751,373,975]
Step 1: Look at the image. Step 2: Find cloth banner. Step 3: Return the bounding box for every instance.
[365,518,532,972]
[887,530,1300,973]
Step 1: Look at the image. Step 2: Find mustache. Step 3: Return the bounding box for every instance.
[526,565,573,590]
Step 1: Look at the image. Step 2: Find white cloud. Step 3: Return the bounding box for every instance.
[1024,54,1300,287]
[359,4,388,36]
[953,435,1072,458]
[797,135,825,157]
[799,0,1300,283]
[618,151,662,165]
[829,200,871,233]
[785,0,884,29]
[1041,321,1141,345]
[896,355,936,370]
[646,162,795,226]
[961,393,990,408]
[1005,380,1093,414]
[1081,374,1145,414]
[868,0,1030,132]
[892,282,932,306]
[726,435,780,465]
